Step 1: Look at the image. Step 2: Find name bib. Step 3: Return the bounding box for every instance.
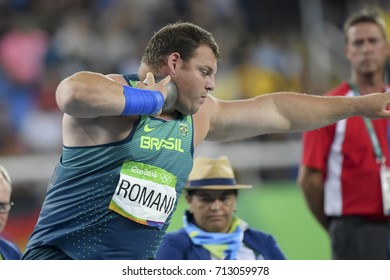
[109,161,177,228]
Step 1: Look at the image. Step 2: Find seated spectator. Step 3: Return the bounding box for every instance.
[156,156,286,260]
[0,165,22,260]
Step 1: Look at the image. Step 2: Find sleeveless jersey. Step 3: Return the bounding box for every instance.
[24,75,194,259]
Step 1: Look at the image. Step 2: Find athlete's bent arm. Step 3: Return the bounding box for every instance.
[56,71,127,118]
[56,71,169,119]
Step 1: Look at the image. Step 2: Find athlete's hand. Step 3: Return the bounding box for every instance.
[136,72,177,115]
[155,75,178,113]
[358,91,390,119]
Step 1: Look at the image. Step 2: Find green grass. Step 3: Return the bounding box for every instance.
[167,181,331,260]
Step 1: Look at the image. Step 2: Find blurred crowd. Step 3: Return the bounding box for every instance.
[0,0,308,156]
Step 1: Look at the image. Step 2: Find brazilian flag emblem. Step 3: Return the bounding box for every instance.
[179,123,188,137]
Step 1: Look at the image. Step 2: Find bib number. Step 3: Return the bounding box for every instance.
[109,161,177,228]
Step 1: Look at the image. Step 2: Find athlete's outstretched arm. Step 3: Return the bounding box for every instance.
[200,91,390,141]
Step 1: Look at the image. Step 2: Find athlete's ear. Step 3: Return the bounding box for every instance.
[167,52,181,73]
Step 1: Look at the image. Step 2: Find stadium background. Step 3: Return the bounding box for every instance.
[0,0,389,259]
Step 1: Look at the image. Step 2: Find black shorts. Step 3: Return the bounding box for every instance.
[328,216,390,260]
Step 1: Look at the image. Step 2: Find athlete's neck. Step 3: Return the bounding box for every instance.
[159,110,181,120]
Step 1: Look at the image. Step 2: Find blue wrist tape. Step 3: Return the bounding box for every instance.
[121,85,164,115]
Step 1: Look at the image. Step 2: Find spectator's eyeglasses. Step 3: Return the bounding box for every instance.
[0,202,14,214]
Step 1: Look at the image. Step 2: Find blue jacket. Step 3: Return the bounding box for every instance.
[156,228,286,260]
[0,236,22,260]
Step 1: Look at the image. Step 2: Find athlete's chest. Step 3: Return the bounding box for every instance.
[128,116,193,161]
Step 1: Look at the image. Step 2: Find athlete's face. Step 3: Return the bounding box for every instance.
[173,46,217,115]
[345,22,390,76]
[139,46,217,116]
[186,189,237,233]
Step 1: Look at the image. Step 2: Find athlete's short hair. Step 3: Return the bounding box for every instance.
[141,22,220,69]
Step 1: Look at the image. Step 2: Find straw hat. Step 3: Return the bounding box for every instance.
[185,156,252,190]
